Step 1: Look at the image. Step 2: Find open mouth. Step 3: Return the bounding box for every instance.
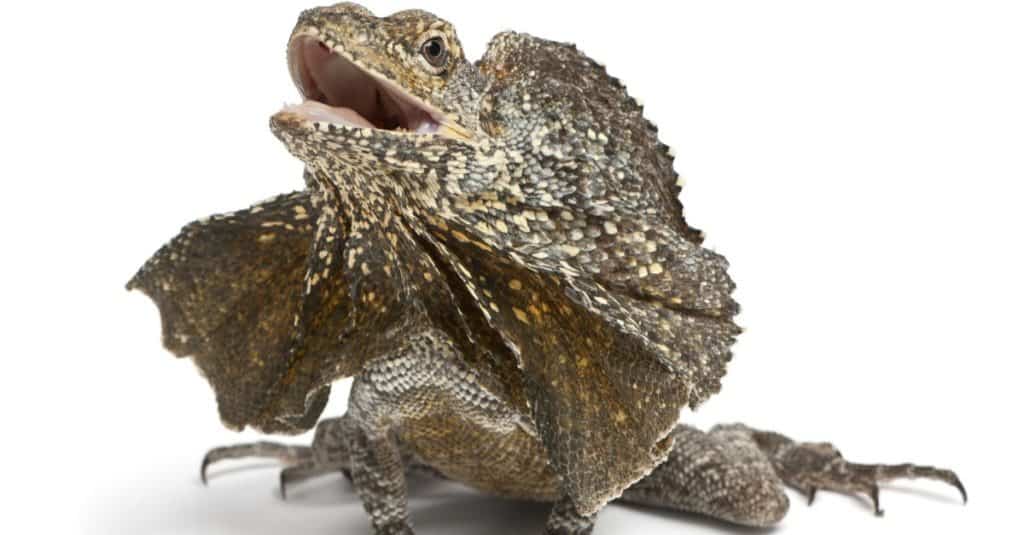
[283,34,467,140]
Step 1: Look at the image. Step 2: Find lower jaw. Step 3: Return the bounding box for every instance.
[279,100,440,133]
[281,101,374,128]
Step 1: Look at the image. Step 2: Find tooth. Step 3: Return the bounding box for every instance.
[416,121,439,134]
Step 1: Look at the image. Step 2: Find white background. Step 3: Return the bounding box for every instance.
[2,1,1021,533]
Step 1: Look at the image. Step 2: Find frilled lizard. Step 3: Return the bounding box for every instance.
[127,3,966,534]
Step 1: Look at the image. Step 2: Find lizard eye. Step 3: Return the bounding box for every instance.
[420,37,448,69]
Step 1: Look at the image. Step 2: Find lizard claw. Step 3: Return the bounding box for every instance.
[200,452,213,486]
[198,442,313,485]
[869,484,883,516]
[951,474,968,504]
[278,462,333,500]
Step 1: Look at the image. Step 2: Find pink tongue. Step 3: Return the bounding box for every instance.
[283,101,376,129]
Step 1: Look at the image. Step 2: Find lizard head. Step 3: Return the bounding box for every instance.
[272,3,481,156]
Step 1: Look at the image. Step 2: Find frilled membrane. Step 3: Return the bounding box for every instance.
[127,192,327,433]
[425,222,693,514]
[273,27,740,515]
[132,6,741,517]
[432,33,742,511]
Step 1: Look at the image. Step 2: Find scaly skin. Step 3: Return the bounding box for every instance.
[129,3,966,534]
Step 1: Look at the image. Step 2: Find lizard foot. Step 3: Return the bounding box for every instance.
[201,441,312,486]
[200,417,356,498]
[543,498,595,535]
[374,522,415,535]
[200,441,351,499]
[765,436,967,516]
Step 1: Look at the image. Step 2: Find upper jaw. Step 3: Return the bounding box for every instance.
[274,28,473,142]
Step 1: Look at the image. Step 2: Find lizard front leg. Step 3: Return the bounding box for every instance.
[345,422,413,535]
[199,331,447,535]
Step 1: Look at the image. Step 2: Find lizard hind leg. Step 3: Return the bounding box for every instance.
[619,423,966,526]
[745,424,967,515]
[619,424,791,528]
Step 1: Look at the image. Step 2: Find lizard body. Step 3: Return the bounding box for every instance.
[128,4,965,533]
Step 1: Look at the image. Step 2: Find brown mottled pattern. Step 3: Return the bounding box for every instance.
[132,4,967,534]
[399,413,560,501]
[265,4,742,513]
[127,192,323,432]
